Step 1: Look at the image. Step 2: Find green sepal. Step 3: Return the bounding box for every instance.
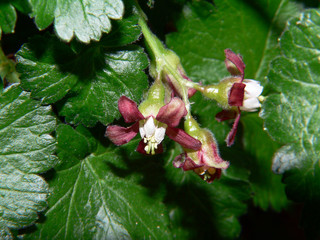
[201,77,239,109]
[138,79,165,117]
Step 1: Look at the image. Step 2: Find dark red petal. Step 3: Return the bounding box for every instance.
[215,110,237,122]
[228,83,245,106]
[156,97,187,127]
[118,96,145,123]
[105,122,139,145]
[182,157,200,171]
[136,140,163,155]
[226,111,241,146]
[224,49,246,81]
[173,153,200,171]
[166,127,202,150]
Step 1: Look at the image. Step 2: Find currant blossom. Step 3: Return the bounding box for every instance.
[106,82,201,155]
[202,49,264,146]
[173,116,229,183]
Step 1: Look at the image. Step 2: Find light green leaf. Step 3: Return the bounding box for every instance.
[29,0,124,43]
[25,125,172,239]
[0,84,57,238]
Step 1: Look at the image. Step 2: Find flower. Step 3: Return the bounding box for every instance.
[106,82,202,155]
[202,49,263,146]
[173,116,229,183]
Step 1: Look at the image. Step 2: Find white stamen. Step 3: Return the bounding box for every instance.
[139,117,167,155]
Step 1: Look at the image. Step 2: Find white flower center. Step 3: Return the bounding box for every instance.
[139,117,167,155]
[241,79,264,112]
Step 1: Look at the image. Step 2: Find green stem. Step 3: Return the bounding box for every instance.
[138,17,164,60]
[136,3,204,118]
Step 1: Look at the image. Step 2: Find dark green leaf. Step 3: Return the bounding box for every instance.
[16,34,149,126]
[0,84,57,238]
[261,9,320,238]
[242,114,288,211]
[99,0,142,47]
[58,45,149,126]
[25,125,172,239]
[0,3,16,37]
[16,35,79,105]
[29,0,124,43]
[11,0,32,14]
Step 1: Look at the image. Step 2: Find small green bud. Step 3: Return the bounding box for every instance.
[138,80,166,117]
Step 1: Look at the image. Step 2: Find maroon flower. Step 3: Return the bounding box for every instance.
[216,49,263,146]
[173,117,229,183]
[106,96,202,155]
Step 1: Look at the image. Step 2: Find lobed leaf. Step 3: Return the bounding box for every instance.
[0,84,57,238]
[0,85,58,173]
[261,9,320,238]
[29,0,124,43]
[261,9,320,173]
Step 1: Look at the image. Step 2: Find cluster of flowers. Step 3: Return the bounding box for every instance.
[106,49,263,183]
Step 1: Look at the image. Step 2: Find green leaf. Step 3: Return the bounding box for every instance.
[16,34,149,126]
[261,8,320,238]
[11,0,32,14]
[0,85,58,173]
[0,2,16,37]
[25,124,172,239]
[0,84,57,238]
[0,220,12,240]
[0,0,31,38]
[261,9,320,173]
[29,0,124,43]
[16,35,79,105]
[242,114,288,211]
